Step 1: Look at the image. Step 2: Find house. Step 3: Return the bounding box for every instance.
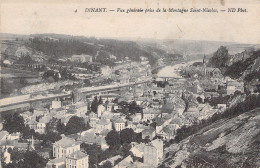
[53,135,81,158]
[1,140,29,151]
[143,108,161,121]
[68,103,88,118]
[130,143,146,158]
[133,123,148,133]
[142,128,156,140]
[106,103,114,112]
[0,131,9,143]
[36,115,51,134]
[71,54,92,63]
[226,80,244,95]
[113,118,125,132]
[99,155,122,167]
[100,65,112,76]
[113,155,133,168]
[52,100,62,109]
[3,148,11,164]
[97,104,106,117]
[151,139,163,161]
[77,131,101,146]
[51,107,66,119]
[130,113,142,123]
[100,111,114,120]
[143,144,158,166]
[27,120,38,130]
[65,151,89,168]
[96,119,112,132]
[46,157,66,168]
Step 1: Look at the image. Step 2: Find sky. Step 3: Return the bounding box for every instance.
[1,0,260,44]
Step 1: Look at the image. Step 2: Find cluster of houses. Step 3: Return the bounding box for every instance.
[0,56,248,168]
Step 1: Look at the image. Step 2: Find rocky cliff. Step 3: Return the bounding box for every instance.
[162,107,260,168]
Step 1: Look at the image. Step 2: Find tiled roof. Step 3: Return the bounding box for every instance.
[54,136,80,148]
[48,157,66,164]
[67,151,88,160]
[114,118,125,123]
[0,131,9,140]
[97,119,111,125]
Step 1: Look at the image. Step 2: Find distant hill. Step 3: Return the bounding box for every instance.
[1,33,175,66]
[147,39,260,61]
[2,33,260,66]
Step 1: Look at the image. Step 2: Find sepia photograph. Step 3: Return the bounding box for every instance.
[0,0,260,167]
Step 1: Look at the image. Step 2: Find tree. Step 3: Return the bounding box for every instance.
[91,96,99,113]
[120,128,135,145]
[65,116,87,134]
[129,101,142,115]
[84,79,91,86]
[57,119,66,134]
[197,97,203,104]
[101,161,113,168]
[99,96,103,104]
[22,151,47,168]
[105,130,121,149]
[3,113,26,134]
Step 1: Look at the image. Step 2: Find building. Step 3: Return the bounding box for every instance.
[46,157,66,168]
[100,65,112,76]
[71,54,92,63]
[143,108,161,121]
[226,80,244,95]
[142,128,156,140]
[130,143,146,158]
[113,118,125,132]
[53,135,81,158]
[143,144,158,166]
[151,139,163,160]
[97,104,106,118]
[96,119,112,132]
[52,100,62,109]
[130,113,142,123]
[66,151,89,168]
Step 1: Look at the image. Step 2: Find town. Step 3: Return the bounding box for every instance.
[0,35,253,168]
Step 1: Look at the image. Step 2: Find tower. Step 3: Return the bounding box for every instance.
[203,55,206,65]
[203,55,207,76]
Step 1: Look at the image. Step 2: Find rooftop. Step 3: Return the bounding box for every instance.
[67,150,88,160]
[113,118,125,123]
[47,157,65,164]
[54,135,80,148]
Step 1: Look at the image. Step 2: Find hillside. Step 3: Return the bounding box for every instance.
[162,106,260,168]
[1,33,175,66]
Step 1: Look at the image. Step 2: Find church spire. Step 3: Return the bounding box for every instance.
[203,55,206,65]
[30,135,35,150]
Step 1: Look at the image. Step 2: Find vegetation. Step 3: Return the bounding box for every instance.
[80,143,132,168]
[118,101,142,117]
[224,50,260,79]
[4,150,47,168]
[3,113,26,134]
[65,116,90,135]
[208,46,229,68]
[105,130,121,149]
[25,35,160,66]
[105,128,142,150]
[174,93,260,143]
[244,70,260,82]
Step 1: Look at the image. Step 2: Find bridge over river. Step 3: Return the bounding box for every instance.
[0,79,152,113]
